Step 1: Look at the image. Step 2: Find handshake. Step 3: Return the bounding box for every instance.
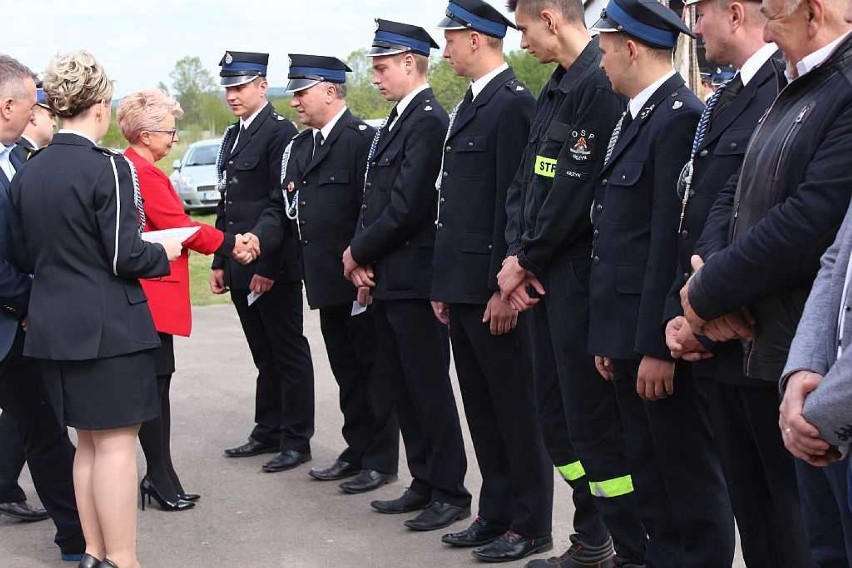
[232,233,261,265]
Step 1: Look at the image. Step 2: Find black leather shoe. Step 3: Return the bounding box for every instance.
[0,500,50,522]
[524,534,615,567]
[370,488,430,514]
[474,531,553,563]
[262,450,311,472]
[340,469,397,494]
[442,517,509,547]
[179,492,201,502]
[98,560,119,568]
[309,459,358,481]
[223,439,278,458]
[76,554,100,568]
[404,501,471,531]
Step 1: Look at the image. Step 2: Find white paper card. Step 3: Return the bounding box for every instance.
[351,301,367,317]
[247,291,264,307]
[142,226,200,244]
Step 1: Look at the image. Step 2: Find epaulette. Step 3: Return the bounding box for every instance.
[347,118,372,134]
[272,112,287,122]
[422,98,435,112]
[669,91,686,111]
[94,145,122,157]
[505,79,527,95]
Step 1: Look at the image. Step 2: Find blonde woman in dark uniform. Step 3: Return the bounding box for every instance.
[9,51,182,568]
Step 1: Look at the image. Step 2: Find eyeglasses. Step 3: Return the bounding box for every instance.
[147,129,177,140]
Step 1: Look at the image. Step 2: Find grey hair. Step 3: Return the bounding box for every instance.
[0,54,36,100]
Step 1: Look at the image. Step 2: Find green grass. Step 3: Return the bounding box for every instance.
[186,212,231,307]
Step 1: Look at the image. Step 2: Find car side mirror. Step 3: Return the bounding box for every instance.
[172,160,182,171]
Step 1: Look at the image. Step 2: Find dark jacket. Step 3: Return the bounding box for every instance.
[212,103,299,288]
[253,109,374,309]
[349,87,449,301]
[662,54,785,384]
[589,73,703,360]
[431,67,534,304]
[0,150,31,359]
[691,35,852,382]
[9,133,170,360]
[507,38,625,278]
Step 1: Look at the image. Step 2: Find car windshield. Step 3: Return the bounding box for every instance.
[184,144,219,166]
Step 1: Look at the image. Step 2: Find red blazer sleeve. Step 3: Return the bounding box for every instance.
[130,149,233,255]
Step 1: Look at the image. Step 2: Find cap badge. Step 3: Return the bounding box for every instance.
[225,52,233,65]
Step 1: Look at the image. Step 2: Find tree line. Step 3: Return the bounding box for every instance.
[102,50,554,148]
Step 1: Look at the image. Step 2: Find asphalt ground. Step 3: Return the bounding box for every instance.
[0,304,746,567]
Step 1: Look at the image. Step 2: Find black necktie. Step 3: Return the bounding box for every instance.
[312,132,324,158]
[713,74,744,117]
[385,105,399,132]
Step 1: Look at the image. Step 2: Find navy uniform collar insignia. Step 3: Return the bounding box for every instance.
[639,104,655,120]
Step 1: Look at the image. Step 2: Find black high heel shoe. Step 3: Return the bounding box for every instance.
[98,560,118,568]
[77,554,100,568]
[179,491,201,502]
[139,476,195,512]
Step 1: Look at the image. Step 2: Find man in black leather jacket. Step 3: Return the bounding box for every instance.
[681,0,852,562]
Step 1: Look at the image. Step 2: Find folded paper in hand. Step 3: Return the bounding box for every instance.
[141,227,200,244]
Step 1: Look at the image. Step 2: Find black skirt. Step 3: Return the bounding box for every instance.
[40,350,160,430]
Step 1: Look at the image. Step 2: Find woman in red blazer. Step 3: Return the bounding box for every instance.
[118,89,257,511]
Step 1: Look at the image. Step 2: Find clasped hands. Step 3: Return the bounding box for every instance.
[676,255,754,350]
[342,246,375,288]
[779,370,839,467]
[232,233,261,265]
[496,255,546,312]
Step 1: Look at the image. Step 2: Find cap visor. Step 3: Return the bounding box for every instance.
[436,15,467,30]
[590,17,621,33]
[286,78,321,93]
[367,46,409,57]
[220,75,259,87]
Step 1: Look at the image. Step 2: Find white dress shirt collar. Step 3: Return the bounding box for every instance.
[314,106,348,141]
[57,129,97,145]
[389,83,430,131]
[240,101,269,130]
[790,30,852,81]
[628,69,677,119]
[19,135,38,151]
[740,43,778,86]
[470,62,509,100]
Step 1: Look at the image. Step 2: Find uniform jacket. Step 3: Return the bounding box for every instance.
[431,67,534,304]
[253,109,374,309]
[692,35,852,381]
[784,200,852,447]
[349,87,449,301]
[662,54,785,384]
[507,37,625,278]
[0,150,31,360]
[212,103,299,288]
[9,133,170,360]
[589,73,703,360]
[10,137,35,164]
[125,147,232,337]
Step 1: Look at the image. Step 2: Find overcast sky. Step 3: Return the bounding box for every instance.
[10,1,531,97]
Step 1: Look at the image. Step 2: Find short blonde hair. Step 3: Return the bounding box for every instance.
[117,89,184,144]
[42,50,113,118]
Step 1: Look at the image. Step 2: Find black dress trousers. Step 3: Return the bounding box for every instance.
[449,304,552,538]
[0,329,82,555]
[372,299,470,507]
[231,281,314,454]
[0,412,26,503]
[318,304,398,473]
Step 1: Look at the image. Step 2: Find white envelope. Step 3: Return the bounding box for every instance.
[141,226,200,244]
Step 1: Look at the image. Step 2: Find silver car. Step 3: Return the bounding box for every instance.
[170,138,222,212]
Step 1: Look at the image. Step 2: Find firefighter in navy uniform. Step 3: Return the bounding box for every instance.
[589,1,734,566]
[343,19,472,533]
[250,54,399,494]
[429,0,551,563]
[661,0,812,564]
[213,51,316,474]
[496,1,644,567]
